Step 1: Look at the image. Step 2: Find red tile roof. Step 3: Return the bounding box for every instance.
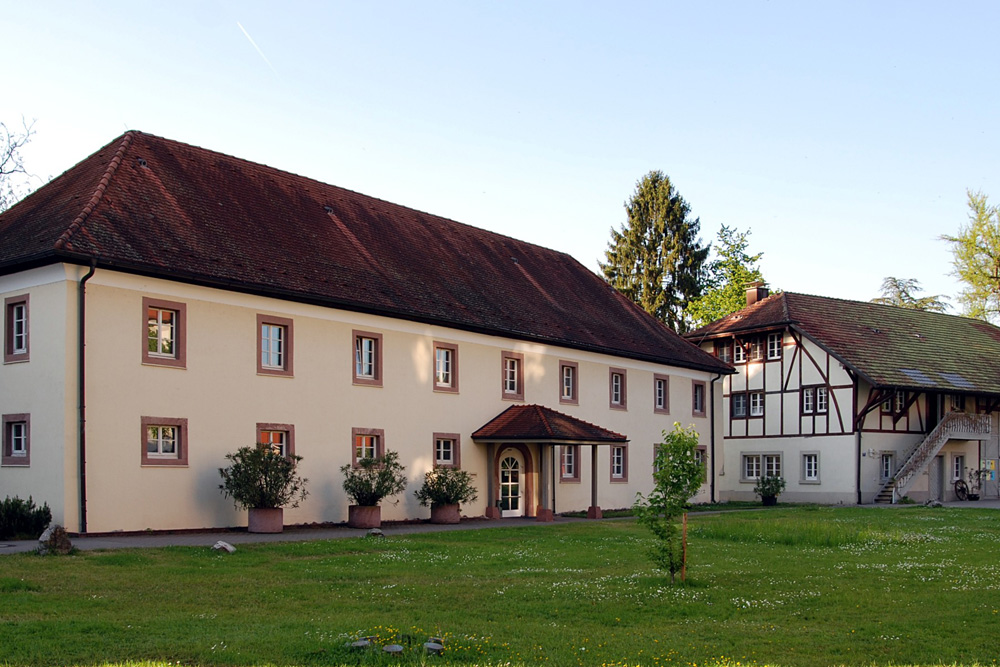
[0,131,730,372]
[472,405,628,443]
[686,291,1000,394]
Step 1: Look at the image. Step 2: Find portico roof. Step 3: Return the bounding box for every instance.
[471,405,628,445]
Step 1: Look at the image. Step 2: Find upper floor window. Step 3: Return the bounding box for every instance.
[802,386,829,415]
[142,297,186,369]
[749,339,764,361]
[352,427,385,466]
[257,314,293,377]
[816,386,828,413]
[749,391,764,417]
[141,416,188,466]
[767,333,782,360]
[257,423,295,457]
[501,351,524,400]
[434,433,461,468]
[353,330,383,387]
[732,392,748,418]
[4,295,29,363]
[715,341,731,363]
[733,341,746,363]
[654,374,670,414]
[434,342,459,393]
[950,394,966,412]
[1,413,29,467]
[609,368,627,410]
[561,445,580,481]
[559,361,578,405]
[692,381,706,417]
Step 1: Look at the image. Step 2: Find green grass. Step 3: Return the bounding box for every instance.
[2,506,999,666]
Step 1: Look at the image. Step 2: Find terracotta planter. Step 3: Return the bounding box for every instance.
[248,507,283,533]
[762,495,778,507]
[348,504,381,529]
[430,503,461,524]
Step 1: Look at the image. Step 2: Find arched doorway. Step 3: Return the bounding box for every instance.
[499,448,525,517]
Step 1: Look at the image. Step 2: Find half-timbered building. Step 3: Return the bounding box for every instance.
[686,285,1000,504]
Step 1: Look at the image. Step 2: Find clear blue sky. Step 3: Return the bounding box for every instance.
[5,1,999,308]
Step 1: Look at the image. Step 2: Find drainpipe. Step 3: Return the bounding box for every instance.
[854,375,862,505]
[709,372,723,503]
[78,260,97,533]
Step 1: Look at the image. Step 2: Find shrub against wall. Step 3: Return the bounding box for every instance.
[0,496,52,539]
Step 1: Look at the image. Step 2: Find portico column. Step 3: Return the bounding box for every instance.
[587,444,603,519]
[537,444,554,521]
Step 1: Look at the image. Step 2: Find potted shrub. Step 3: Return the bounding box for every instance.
[219,445,308,533]
[340,450,407,528]
[753,474,786,506]
[414,467,479,524]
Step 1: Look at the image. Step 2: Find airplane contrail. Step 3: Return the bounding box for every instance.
[237,21,277,74]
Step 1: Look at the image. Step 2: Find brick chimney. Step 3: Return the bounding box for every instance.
[746,281,769,306]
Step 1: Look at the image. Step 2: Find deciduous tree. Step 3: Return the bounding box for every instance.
[942,191,1000,322]
[871,277,948,313]
[685,225,764,327]
[0,118,35,212]
[601,171,708,333]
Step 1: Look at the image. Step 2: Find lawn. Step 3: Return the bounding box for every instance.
[1,506,998,666]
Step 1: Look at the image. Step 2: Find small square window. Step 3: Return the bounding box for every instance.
[560,445,580,482]
[1,413,30,467]
[353,330,383,387]
[4,295,29,363]
[654,374,670,414]
[433,432,461,468]
[433,342,459,393]
[257,314,294,376]
[559,361,578,405]
[142,297,187,369]
[767,333,782,360]
[352,427,385,466]
[610,445,628,483]
[501,351,524,401]
[692,381,706,417]
[257,423,295,457]
[609,367,627,410]
[141,416,188,466]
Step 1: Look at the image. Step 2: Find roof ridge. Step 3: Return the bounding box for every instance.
[54,132,135,251]
[532,404,556,437]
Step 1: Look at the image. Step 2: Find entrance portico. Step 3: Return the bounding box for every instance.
[473,405,628,521]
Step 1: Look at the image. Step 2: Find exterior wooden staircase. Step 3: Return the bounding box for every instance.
[874,412,991,503]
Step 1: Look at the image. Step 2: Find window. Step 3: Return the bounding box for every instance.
[561,445,580,482]
[352,427,384,466]
[433,433,461,468]
[715,341,731,363]
[4,295,29,363]
[1,413,29,466]
[880,453,894,481]
[257,314,293,376]
[802,453,820,483]
[609,367,627,409]
[433,342,459,393]
[743,454,761,480]
[692,381,706,417]
[654,374,670,414]
[610,445,628,482]
[501,351,524,400]
[764,454,781,477]
[749,392,764,417]
[140,416,188,466]
[749,339,763,361]
[816,386,828,413]
[767,333,782,360]
[896,391,907,413]
[694,447,707,482]
[802,387,815,414]
[950,394,966,412]
[257,423,295,457]
[142,297,186,368]
[953,454,965,481]
[733,341,746,363]
[353,330,383,387]
[731,392,748,418]
[559,361,578,405]
[882,390,906,414]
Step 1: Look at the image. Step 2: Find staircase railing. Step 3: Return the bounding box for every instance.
[875,412,991,502]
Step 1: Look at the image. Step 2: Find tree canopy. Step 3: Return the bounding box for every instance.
[685,225,764,327]
[600,171,708,333]
[941,191,1000,322]
[871,277,948,313]
[0,119,35,213]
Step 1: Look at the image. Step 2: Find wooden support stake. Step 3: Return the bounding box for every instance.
[681,512,688,582]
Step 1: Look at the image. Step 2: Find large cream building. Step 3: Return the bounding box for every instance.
[0,131,731,533]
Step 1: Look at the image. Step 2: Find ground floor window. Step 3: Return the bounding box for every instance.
[802,453,819,482]
[561,445,580,481]
[743,454,761,480]
[953,454,965,481]
[880,453,894,481]
[610,445,627,482]
[764,454,781,478]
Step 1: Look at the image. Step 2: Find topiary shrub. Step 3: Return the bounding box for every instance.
[0,496,52,540]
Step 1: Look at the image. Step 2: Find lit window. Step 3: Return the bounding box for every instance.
[803,453,819,481]
[767,333,782,360]
[434,342,459,392]
[4,295,29,363]
[749,392,764,417]
[353,331,383,386]
[732,393,748,418]
[2,413,30,466]
[654,374,670,413]
[559,361,578,404]
[258,315,293,376]
[141,416,188,466]
[609,368,627,409]
[501,351,524,400]
[142,298,186,368]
